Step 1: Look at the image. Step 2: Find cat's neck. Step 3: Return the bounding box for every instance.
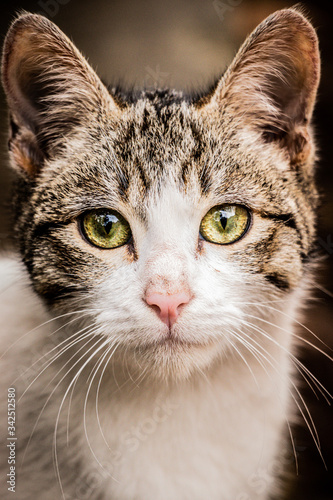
[69,332,292,500]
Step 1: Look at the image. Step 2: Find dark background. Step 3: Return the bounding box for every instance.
[0,1,332,499]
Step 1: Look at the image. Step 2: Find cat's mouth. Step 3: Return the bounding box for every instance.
[146,330,218,350]
[157,336,197,347]
[129,329,223,379]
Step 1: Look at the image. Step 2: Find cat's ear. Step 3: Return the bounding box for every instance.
[200,9,320,168]
[1,13,120,176]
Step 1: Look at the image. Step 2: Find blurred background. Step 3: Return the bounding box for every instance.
[0,1,332,498]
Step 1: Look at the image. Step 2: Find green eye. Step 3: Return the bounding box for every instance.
[200,205,250,245]
[82,209,131,249]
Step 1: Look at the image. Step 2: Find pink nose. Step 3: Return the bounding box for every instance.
[145,291,191,328]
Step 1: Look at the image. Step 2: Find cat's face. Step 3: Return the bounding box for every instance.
[1,10,320,379]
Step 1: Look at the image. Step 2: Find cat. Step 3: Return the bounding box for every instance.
[0,7,322,500]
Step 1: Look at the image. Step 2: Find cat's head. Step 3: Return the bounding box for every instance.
[1,10,320,380]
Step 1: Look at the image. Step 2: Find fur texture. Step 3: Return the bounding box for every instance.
[0,8,320,500]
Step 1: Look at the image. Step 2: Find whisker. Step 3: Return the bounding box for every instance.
[14,321,96,388]
[242,315,333,400]
[235,319,326,464]
[19,330,103,471]
[53,336,114,498]
[314,283,333,300]
[250,302,332,352]
[0,307,102,362]
[17,326,98,401]
[228,328,311,469]
[83,341,120,479]
[65,337,117,442]
[225,333,260,389]
[226,327,299,471]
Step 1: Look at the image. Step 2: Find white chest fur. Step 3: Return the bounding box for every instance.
[88,362,290,500]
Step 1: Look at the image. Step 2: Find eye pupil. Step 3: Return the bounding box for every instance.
[104,216,113,235]
[220,213,228,230]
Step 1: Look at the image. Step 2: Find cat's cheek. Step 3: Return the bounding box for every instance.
[260,230,304,291]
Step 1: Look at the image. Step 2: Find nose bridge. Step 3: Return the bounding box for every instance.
[144,244,189,295]
[139,186,195,326]
[142,245,192,328]
[141,184,197,290]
